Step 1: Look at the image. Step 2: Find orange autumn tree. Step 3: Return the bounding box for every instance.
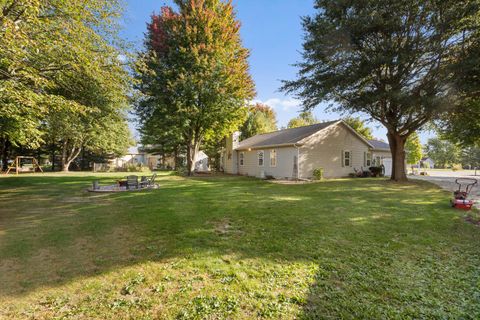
[135,0,255,175]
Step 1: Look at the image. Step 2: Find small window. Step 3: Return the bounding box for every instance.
[343,150,351,167]
[365,152,372,167]
[270,149,277,167]
[239,152,244,166]
[375,156,381,166]
[258,150,264,167]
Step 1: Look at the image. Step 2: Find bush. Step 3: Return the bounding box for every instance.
[313,168,324,180]
[369,166,383,177]
[452,164,462,171]
[120,163,150,173]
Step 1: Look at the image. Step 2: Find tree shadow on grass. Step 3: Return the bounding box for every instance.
[0,174,479,317]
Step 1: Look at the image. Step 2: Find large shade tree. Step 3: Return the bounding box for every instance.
[135,0,255,175]
[282,0,479,181]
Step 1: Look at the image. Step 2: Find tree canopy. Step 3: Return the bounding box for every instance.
[282,0,479,181]
[0,0,132,170]
[134,0,255,175]
[405,132,422,165]
[240,103,277,139]
[425,138,460,168]
[342,117,374,140]
[287,111,318,129]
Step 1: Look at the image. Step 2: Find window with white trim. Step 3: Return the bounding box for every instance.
[343,150,351,167]
[258,150,264,166]
[239,152,244,166]
[365,152,372,167]
[270,149,277,167]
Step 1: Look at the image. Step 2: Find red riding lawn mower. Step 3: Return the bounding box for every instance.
[451,178,477,210]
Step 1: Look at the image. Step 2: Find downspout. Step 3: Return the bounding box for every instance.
[294,142,301,180]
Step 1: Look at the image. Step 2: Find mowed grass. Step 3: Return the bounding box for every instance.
[0,172,479,319]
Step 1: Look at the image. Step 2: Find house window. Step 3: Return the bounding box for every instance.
[343,150,351,167]
[258,150,264,166]
[270,149,277,167]
[375,156,381,166]
[239,152,244,166]
[365,152,372,167]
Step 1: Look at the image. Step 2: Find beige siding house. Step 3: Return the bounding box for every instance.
[222,120,392,179]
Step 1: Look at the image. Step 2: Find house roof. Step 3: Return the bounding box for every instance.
[368,139,390,151]
[236,120,374,150]
[236,121,338,150]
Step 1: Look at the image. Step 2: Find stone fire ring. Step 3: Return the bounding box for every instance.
[87,184,159,193]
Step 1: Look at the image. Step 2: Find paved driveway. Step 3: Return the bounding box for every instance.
[411,170,480,207]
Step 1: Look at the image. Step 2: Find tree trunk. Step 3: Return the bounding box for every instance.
[186,139,201,176]
[51,143,56,171]
[387,132,408,181]
[60,140,82,172]
[61,141,69,172]
[1,137,10,171]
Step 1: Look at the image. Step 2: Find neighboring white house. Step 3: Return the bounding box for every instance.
[109,146,209,172]
[420,157,435,168]
[222,120,394,179]
[367,139,394,176]
[194,151,209,172]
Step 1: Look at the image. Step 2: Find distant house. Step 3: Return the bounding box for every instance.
[109,146,209,172]
[222,120,393,179]
[420,157,435,168]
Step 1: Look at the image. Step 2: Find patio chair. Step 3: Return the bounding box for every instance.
[139,173,158,188]
[126,175,139,190]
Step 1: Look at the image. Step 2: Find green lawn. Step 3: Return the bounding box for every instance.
[0,172,479,319]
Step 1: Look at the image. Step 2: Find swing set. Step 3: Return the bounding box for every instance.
[3,156,43,175]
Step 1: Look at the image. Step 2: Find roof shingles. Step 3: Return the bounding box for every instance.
[236,121,338,150]
[368,139,390,150]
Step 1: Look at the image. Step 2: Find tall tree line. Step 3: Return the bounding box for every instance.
[0,0,132,171]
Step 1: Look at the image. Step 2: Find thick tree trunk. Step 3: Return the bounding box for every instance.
[186,137,202,176]
[387,132,408,181]
[60,140,81,172]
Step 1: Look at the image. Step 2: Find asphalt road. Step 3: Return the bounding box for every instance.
[411,170,480,208]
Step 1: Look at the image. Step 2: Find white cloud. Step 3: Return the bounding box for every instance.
[251,98,302,111]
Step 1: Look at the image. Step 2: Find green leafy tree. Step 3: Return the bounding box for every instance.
[343,117,373,140]
[438,24,480,147]
[240,103,277,139]
[425,138,460,169]
[405,132,423,165]
[135,1,255,175]
[460,146,480,169]
[282,0,478,181]
[0,0,131,170]
[287,111,317,128]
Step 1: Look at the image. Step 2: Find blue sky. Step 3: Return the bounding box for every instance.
[122,0,433,142]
